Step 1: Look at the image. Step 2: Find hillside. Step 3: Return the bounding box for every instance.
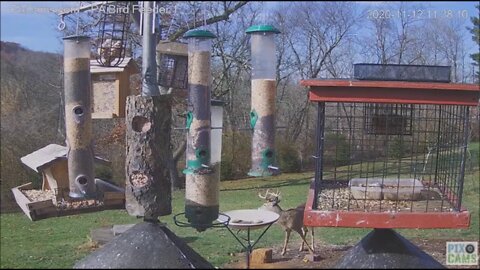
[0,41,66,212]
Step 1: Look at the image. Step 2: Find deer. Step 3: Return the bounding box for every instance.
[258,189,315,256]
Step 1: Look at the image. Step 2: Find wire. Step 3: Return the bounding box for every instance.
[75,2,81,35]
[203,2,207,28]
[58,15,66,31]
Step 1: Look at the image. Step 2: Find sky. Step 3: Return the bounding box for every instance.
[1,1,79,53]
[0,1,479,54]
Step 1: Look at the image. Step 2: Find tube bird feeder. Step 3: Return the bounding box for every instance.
[246,25,281,177]
[183,29,217,231]
[63,35,95,199]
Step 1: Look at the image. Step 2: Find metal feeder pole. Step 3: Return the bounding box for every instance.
[63,35,96,199]
[182,29,217,232]
[246,25,281,177]
[141,1,160,96]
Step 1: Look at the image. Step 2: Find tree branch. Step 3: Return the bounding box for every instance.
[168,1,248,42]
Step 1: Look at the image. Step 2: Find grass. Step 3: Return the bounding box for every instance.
[1,143,478,269]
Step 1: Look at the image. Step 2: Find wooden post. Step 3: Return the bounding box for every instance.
[125,95,172,220]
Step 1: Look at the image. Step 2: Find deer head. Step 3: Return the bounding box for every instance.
[258,189,281,206]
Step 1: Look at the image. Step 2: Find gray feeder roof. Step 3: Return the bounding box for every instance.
[90,57,139,74]
[74,222,213,269]
[20,144,109,173]
[335,229,444,268]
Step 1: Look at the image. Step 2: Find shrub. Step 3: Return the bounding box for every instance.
[95,164,113,180]
[220,131,251,180]
[324,133,351,166]
[276,138,301,173]
[389,137,406,159]
[220,159,234,180]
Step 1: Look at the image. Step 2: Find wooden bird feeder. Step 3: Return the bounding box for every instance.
[90,57,139,118]
[12,144,125,221]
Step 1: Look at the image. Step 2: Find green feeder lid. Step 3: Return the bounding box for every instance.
[245,25,280,34]
[184,29,216,39]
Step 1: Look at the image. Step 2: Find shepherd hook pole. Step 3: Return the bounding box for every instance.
[141,1,160,97]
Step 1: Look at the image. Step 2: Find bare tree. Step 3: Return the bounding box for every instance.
[434,18,469,82]
[361,2,426,65]
[274,2,360,143]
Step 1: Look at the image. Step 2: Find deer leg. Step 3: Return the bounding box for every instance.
[298,230,314,255]
[310,227,315,253]
[282,230,291,256]
[299,227,306,251]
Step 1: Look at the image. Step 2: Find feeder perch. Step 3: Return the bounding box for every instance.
[90,58,139,118]
[156,41,188,91]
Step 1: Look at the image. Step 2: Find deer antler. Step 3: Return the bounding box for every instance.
[267,189,280,198]
[258,189,271,200]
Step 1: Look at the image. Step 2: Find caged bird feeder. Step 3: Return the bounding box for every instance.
[95,1,130,67]
[156,41,188,91]
[300,79,479,229]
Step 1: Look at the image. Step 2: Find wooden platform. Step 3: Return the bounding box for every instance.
[12,182,125,221]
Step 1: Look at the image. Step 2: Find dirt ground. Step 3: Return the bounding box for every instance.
[223,238,478,269]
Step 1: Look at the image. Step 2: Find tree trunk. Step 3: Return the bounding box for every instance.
[125,95,172,220]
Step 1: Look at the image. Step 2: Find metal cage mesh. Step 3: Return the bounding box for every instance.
[158,54,188,89]
[364,104,413,135]
[314,103,470,213]
[95,2,130,67]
